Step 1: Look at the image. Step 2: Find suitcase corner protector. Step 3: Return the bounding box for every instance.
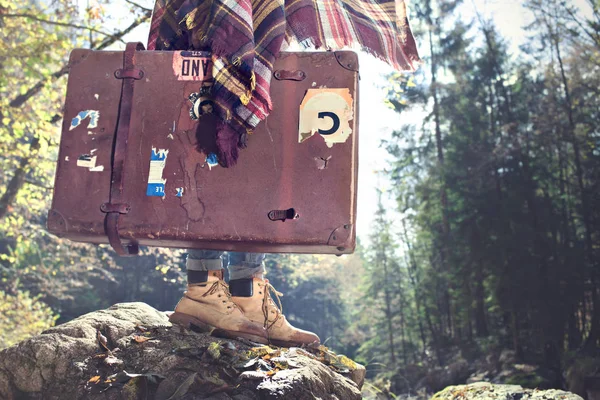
[327,223,354,247]
[47,209,67,233]
[335,52,359,72]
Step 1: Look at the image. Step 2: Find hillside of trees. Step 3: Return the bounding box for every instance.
[1,0,599,398]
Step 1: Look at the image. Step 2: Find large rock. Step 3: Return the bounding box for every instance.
[0,302,364,399]
[433,382,584,400]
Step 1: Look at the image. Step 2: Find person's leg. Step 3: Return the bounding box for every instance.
[227,252,265,280]
[169,249,268,343]
[186,249,224,284]
[228,252,320,347]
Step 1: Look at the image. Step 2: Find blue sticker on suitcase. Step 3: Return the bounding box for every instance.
[147,148,168,196]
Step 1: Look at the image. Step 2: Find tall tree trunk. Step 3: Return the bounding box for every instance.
[474,262,488,336]
[401,217,443,365]
[402,220,428,356]
[0,138,39,220]
[428,25,453,339]
[381,253,397,365]
[400,305,408,365]
[511,309,523,359]
[482,23,552,351]
[567,306,582,350]
[554,37,592,252]
[547,18,597,350]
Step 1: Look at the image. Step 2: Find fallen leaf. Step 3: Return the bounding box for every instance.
[239,371,266,380]
[108,370,165,384]
[104,355,123,366]
[133,335,151,343]
[258,359,273,371]
[167,372,197,400]
[97,330,110,352]
[223,341,236,350]
[207,342,221,359]
[273,360,289,370]
[88,376,101,384]
[237,357,259,369]
[200,371,227,386]
[248,346,277,359]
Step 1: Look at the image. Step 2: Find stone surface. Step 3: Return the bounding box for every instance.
[433,382,584,400]
[0,302,363,400]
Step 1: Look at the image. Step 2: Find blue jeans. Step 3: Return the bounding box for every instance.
[186,250,265,280]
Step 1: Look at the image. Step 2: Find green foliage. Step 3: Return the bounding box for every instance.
[0,289,58,349]
[0,0,169,328]
[365,0,600,392]
[505,372,547,389]
[1,0,599,396]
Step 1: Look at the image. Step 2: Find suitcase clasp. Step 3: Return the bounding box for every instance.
[268,208,299,222]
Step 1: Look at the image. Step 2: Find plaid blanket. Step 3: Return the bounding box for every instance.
[148,0,420,166]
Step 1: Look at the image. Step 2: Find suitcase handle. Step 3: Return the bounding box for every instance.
[101,42,145,256]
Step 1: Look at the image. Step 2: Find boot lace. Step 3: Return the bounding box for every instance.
[259,279,284,330]
[200,280,238,311]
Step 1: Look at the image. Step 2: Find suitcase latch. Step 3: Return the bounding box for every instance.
[268,208,299,222]
[273,70,306,81]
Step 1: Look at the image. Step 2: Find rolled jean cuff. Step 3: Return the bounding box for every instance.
[186,250,224,271]
[228,252,265,267]
[187,250,224,260]
[228,263,265,280]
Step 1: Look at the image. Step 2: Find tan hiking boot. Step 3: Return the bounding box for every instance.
[230,278,320,347]
[169,270,269,344]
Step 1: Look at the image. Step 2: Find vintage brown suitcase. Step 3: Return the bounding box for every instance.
[48,44,358,255]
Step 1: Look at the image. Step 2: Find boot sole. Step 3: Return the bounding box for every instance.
[169,312,269,345]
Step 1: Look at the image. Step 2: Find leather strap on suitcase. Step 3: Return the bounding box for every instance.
[100,42,145,256]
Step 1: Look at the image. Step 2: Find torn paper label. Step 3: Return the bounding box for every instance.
[147,147,168,196]
[206,153,219,170]
[298,89,353,147]
[77,154,96,168]
[77,154,104,171]
[70,110,99,131]
[172,51,212,81]
[175,187,184,197]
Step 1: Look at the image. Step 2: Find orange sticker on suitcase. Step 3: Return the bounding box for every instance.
[298,89,354,147]
[172,51,213,81]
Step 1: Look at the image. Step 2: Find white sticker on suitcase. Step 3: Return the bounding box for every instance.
[298,89,353,147]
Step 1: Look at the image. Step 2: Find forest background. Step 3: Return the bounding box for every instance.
[1,0,599,397]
